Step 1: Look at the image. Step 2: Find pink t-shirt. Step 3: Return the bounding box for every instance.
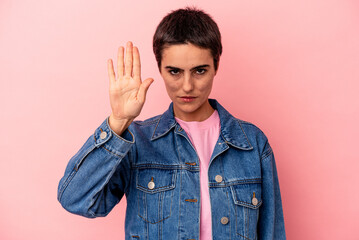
[175,110,220,240]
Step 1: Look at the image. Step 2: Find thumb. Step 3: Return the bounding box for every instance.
[137,78,154,102]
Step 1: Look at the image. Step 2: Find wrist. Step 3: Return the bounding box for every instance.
[108,114,134,136]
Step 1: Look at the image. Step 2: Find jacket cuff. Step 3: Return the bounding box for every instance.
[93,117,135,157]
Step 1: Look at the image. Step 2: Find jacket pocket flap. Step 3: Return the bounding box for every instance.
[136,168,176,194]
[230,182,262,209]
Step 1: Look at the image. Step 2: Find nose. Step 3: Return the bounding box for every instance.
[182,73,194,93]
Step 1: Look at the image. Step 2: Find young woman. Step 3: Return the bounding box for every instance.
[58,7,286,240]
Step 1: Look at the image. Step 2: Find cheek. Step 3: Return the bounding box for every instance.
[163,79,180,95]
[197,78,214,93]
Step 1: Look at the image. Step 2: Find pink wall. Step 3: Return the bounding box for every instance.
[1,0,358,239]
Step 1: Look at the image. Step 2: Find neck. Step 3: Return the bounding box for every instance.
[174,100,215,122]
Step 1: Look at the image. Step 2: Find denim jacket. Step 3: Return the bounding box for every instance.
[58,99,286,240]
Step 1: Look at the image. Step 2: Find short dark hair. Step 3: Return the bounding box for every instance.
[153,7,222,71]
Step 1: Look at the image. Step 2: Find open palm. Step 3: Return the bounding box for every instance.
[108,41,154,124]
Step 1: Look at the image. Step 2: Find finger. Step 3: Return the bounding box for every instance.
[117,46,124,78]
[124,41,133,77]
[137,78,154,102]
[107,59,116,84]
[133,46,141,81]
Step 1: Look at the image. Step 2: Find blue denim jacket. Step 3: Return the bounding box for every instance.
[58,99,286,240]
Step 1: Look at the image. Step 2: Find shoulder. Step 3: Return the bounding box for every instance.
[127,114,163,138]
[132,114,162,126]
[235,117,272,156]
[237,119,268,141]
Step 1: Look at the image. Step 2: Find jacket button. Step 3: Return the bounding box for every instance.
[220,217,229,225]
[215,175,223,183]
[100,131,107,139]
[148,181,155,190]
[252,192,258,205]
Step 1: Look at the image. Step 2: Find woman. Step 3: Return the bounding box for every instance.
[58,7,286,240]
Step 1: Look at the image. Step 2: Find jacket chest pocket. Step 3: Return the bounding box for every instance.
[136,168,177,224]
[230,182,262,240]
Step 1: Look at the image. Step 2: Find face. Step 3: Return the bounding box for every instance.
[160,43,218,121]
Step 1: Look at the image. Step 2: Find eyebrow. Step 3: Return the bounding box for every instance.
[165,64,210,71]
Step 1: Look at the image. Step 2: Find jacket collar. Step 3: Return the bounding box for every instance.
[151,99,253,150]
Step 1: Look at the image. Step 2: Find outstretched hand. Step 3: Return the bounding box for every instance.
[107,41,154,134]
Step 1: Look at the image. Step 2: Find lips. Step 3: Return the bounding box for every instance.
[179,96,197,102]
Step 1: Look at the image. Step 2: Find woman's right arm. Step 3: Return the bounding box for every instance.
[57,118,134,218]
[57,42,154,218]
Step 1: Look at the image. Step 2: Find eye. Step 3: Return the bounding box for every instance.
[195,68,207,75]
[169,69,180,75]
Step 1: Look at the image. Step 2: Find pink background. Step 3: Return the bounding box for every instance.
[1,0,358,239]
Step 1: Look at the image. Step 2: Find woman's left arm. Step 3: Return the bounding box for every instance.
[258,143,286,239]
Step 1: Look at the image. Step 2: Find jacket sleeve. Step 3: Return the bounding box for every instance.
[258,142,286,239]
[57,117,135,218]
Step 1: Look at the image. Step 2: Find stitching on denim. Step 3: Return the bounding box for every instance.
[151,114,163,139]
[136,170,176,224]
[87,148,126,217]
[58,171,76,201]
[238,120,253,149]
[210,135,230,166]
[136,184,174,193]
[74,140,97,171]
[230,185,263,210]
[144,191,148,223]
[169,176,174,223]
[158,191,162,237]
[220,155,225,186]
[177,130,200,165]
[209,178,262,188]
[131,236,140,239]
[237,233,251,240]
[159,210,163,240]
[134,117,160,126]
[100,145,124,158]
[133,164,199,172]
[88,209,96,218]
[226,188,232,240]
[185,199,198,202]
[260,147,273,162]
[245,206,248,239]
[105,117,135,144]
[146,215,149,240]
[174,129,182,164]
[235,194,239,236]
[137,213,171,224]
[136,171,176,193]
[137,190,142,223]
[58,143,97,200]
[234,200,263,209]
[124,150,133,196]
[178,167,182,240]
[235,212,252,240]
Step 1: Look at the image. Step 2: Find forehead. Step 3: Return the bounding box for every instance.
[161,43,213,68]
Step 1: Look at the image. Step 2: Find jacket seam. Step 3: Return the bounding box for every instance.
[58,143,96,201]
[151,114,163,139]
[237,120,253,149]
[134,117,160,126]
[260,147,273,162]
[209,178,262,187]
[88,146,124,217]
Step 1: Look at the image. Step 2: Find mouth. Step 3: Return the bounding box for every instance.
[179,96,197,102]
